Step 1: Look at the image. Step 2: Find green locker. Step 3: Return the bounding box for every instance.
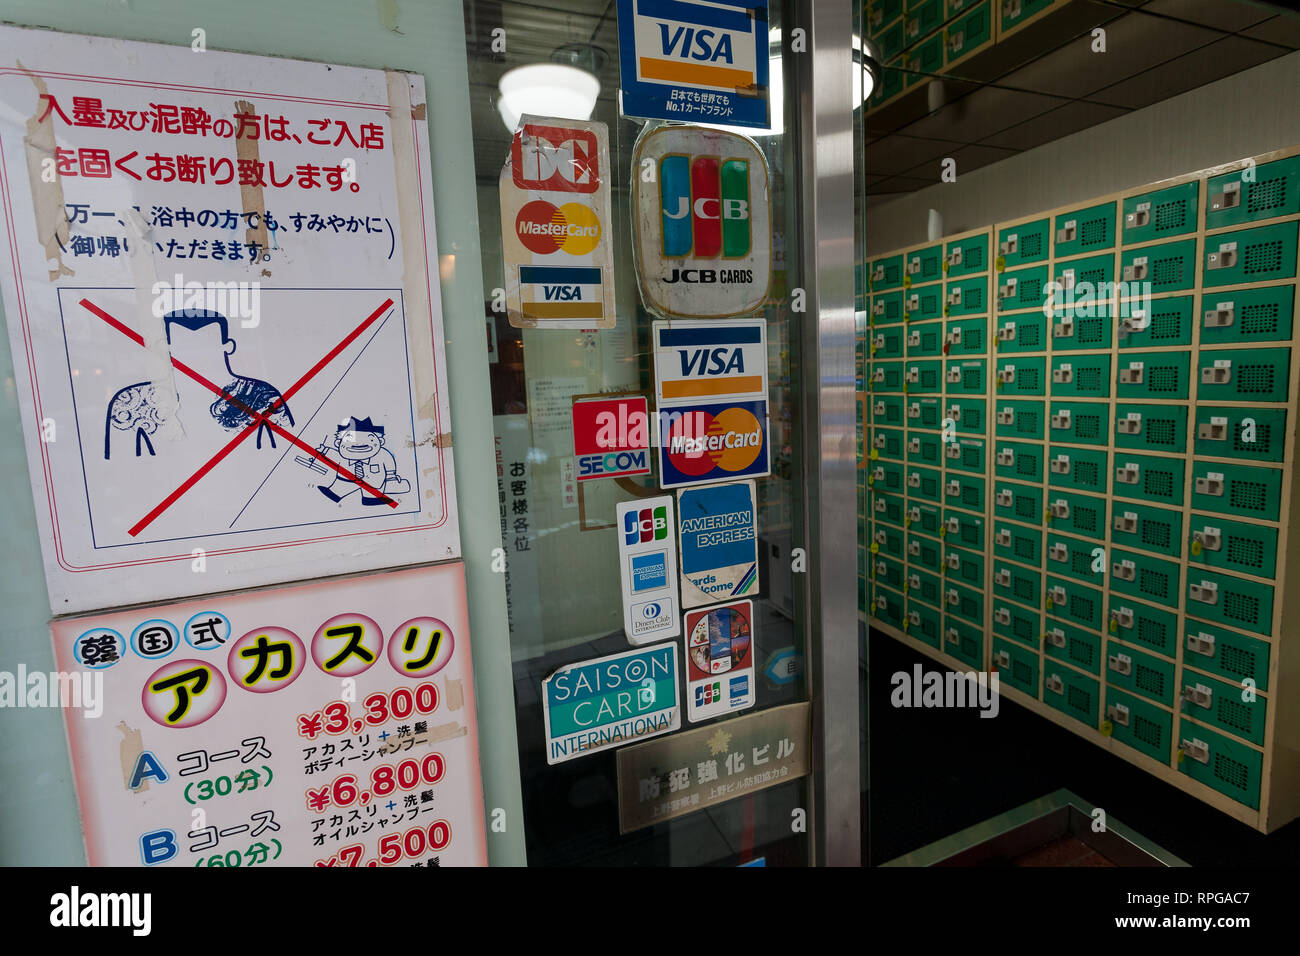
[907,396,943,428]
[1111,503,1183,559]
[905,598,944,648]
[1115,351,1191,400]
[1046,531,1105,587]
[872,553,906,590]
[904,317,945,354]
[993,311,1047,353]
[1047,445,1108,494]
[1205,155,1300,229]
[944,232,989,278]
[997,218,1050,269]
[995,356,1046,396]
[1187,569,1274,637]
[871,290,904,326]
[994,600,1041,650]
[870,489,904,526]
[868,63,905,107]
[1046,489,1107,539]
[1048,400,1109,446]
[1115,404,1187,453]
[945,0,991,64]
[872,522,905,559]
[943,507,985,550]
[1196,347,1291,404]
[871,254,905,292]
[1113,454,1185,506]
[870,323,905,359]
[905,500,943,537]
[904,244,945,286]
[1190,461,1282,522]
[1046,576,1104,632]
[1110,548,1180,609]
[871,584,904,628]
[1051,305,1113,351]
[871,394,905,426]
[1194,406,1286,462]
[945,317,988,356]
[906,566,944,608]
[1203,221,1299,287]
[1054,253,1115,297]
[1180,672,1266,747]
[1054,201,1116,257]
[994,523,1042,566]
[867,0,904,31]
[909,465,941,504]
[1188,513,1278,579]
[872,425,904,460]
[992,637,1039,697]
[943,542,984,589]
[1200,284,1296,345]
[871,360,904,392]
[997,264,1050,313]
[946,398,986,434]
[904,359,943,393]
[944,579,984,626]
[944,616,984,670]
[1120,238,1197,293]
[994,561,1041,607]
[1050,354,1111,397]
[944,276,988,316]
[1044,621,1101,676]
[868,458,904,494]
[906,431,943,467]
[995,440,1044,482]
[903,0,945,47]
[903,32,944,84]
[1117,295,1194,348]
[1106,687,1173,764]
[1106,640,1175,708]
[945,435,986,474]
[995,480,1044,526]
[945,472,986,512]
[1177,722,1262,810]
[1122,180,1199,244]
[1044,665,1100,728]
[1108,596,1177,657]
[944,358,987,394]
[907,530,943,572]
[1184,623,1271,692]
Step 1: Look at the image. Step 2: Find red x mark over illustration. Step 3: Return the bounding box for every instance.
[80,297,401,538]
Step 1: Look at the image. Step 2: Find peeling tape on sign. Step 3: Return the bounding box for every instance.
[542,643,681,765]
[631,124,771,319]
[500,116,616,329]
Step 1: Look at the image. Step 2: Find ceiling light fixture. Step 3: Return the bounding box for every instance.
[497,43,607,133]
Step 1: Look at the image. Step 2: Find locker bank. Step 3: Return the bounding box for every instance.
[0,0,1296,883]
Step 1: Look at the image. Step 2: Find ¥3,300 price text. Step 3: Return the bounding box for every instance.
[313,821,453,867]
[305,753,446,812]
[298,683,440,739]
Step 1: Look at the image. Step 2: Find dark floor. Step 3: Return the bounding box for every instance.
[864,626,1300,866]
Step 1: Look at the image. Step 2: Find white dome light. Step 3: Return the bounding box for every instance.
[498,63,601,132]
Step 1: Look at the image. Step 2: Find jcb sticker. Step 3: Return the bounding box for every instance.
[631,124,771,319]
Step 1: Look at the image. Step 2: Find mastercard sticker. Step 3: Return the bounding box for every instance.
[499,116,615,329]
[656,399,771,490]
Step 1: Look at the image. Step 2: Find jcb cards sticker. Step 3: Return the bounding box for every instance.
[631,124,771,319]
[616,496,681,645]
[653,318,767,404]
[677,480,758,608]
[572,395,651,480]
[685,599,755,723]
[500,117,615,329]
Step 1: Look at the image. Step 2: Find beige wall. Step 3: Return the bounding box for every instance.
[866,49,1300,255]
